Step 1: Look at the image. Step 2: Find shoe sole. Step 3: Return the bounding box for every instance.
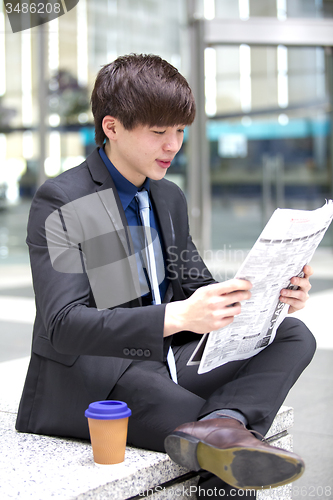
[164,431,305,490]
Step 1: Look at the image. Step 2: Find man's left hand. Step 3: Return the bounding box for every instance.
[279,264,313,314]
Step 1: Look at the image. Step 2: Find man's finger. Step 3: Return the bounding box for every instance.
[209,279,253,296]
[302,264,313,279]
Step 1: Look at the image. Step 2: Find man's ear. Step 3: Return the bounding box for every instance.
[102,116,118,141]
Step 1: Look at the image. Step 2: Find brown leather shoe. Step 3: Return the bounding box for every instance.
[164,417,304,490]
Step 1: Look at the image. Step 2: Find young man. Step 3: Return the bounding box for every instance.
[16,54,315,498]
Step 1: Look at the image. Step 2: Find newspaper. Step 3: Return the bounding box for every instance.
[188,200,333,374]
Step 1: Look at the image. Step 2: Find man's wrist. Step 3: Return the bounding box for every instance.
[164,301,186,337]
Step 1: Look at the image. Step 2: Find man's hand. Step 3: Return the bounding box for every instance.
[164,280,252,337]
[279,264,313,315]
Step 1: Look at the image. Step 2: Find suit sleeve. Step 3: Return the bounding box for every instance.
[28,180,165,362]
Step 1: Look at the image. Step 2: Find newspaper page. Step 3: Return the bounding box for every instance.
[188,200,333,374]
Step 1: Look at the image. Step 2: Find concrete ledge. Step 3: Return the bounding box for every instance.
[1,412,191,499]
[0,358,294,499]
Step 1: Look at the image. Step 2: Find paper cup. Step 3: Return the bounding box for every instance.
[85,400,131,465]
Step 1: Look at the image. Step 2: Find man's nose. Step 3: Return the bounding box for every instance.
[163,133,182,153]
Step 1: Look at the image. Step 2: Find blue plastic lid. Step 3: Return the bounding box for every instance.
[85,400,132,420]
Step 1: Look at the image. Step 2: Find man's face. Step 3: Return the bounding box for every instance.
[106,120,185,187]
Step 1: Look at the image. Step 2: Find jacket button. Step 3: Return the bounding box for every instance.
[144,349,151,357]
[136,349,143,357]
[130,348,137,356]
[123,348,130,356]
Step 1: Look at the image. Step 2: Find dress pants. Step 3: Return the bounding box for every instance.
[108,317,316,498]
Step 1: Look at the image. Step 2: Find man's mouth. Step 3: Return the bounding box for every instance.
[156,159,172,169]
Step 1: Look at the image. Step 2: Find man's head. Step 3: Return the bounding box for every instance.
[91,53,196,147]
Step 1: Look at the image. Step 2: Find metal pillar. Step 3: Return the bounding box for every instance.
[187,0,211,254]
[325,47,333,247]
[37,24,47,187]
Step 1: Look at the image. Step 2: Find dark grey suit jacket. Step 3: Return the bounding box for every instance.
[16,148,214,439]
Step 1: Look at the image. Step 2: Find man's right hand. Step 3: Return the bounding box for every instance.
[164,280,252,337]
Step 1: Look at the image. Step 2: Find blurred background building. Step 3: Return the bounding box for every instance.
[0,0,333,262]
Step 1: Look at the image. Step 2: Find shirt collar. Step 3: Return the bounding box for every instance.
[99,146,150,210]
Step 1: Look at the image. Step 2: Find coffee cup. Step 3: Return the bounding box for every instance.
[85,400,131,465]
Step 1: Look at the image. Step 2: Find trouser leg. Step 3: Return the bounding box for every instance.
[107,359,207,451]
[176,317,316,436]
[108,347,262,451]
[108,317,315,450]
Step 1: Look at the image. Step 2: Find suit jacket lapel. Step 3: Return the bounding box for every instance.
[85,149,141,305]
[86,150,176,305]
[150,181,176,303]
[86,148,132,257]
[150,181,175,257]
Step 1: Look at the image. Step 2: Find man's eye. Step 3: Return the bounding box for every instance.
[153,130,166,135]
[178,129,185,134]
